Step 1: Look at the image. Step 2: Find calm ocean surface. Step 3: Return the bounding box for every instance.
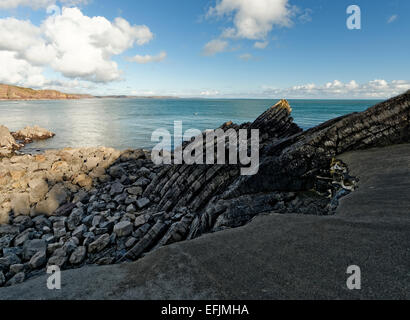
[0,98,381,152]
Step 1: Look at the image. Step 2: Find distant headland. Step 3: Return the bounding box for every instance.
[0,84,179,101]
[0,84,93,100]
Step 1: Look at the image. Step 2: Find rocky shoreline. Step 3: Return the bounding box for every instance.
[0,90,409,287]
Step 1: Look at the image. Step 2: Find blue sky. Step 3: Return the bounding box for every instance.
[0,0,409,98]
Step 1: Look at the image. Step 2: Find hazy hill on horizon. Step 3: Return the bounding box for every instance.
[0,84,92,100]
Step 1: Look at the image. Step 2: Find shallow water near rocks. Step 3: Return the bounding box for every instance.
[0,98,380,152]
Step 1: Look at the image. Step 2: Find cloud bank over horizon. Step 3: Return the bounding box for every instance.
[261,79,410,99]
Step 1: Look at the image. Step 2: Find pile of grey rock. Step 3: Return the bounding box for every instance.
[0,149,163,287]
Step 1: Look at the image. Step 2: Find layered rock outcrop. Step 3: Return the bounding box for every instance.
[0,90,409,287]
[0,125,55,157]
[12,126,55,144]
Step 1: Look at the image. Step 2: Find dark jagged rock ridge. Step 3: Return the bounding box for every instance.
[0,91,409,286]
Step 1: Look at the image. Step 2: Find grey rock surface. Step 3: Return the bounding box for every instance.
[0,144,408,299]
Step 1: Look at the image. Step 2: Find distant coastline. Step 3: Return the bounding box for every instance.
[0,84,181,101]
[94,95,180,100]
[0,84,92,101]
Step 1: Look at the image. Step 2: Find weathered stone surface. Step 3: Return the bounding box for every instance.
[6,272,25,286]
[136,198,150,209]
[110,182,124,196]
[72,224,87,240]
[67,208,84,231]
[0,225,19,237]
[0,125,20,157]
[125,221,168,260]
[113,221,133,237]
[9,264,24,275]
[12,126,54,142]
[108,165,126,178]
[126,204,136,213]
[10,193,30,216]
[13,215,33,228]
[0,208,9,225]
[22,239,47,261]
[34,184,68,216]
[134,214,150,228]
[29,250,47,269]
[69,246,87,265]
[47,248,67,268]
[73,174,93,189]
[0,271,5,286]
[88,234,110,253]
[28,178,49,203]
[0,253,21,271]
[13,229,33,247]
[126,187,142,196]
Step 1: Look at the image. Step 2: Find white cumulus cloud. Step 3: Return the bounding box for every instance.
[208,0,294,40]
[127,51,167,64]
[0,7,155,84]
[0,51,47,88]
[202,39,229,56]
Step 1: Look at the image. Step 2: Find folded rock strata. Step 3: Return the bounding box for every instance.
[0,90,408,286]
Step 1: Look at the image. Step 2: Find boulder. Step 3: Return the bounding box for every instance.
[67,208,84,231]
[0,125,20,157]
[108,165,126,178]
[0,253,21,272]
[126,187,143,196]
[126,204,136,213]
[13,229,34,246]
[22,239,47,261]
[73,173,93,189]
[110,182,124,196]
[47,248,67,268]
[88,234,110,253]
[113,221,133,237]
[9,264,24,275]
[34,184,69,216]
[0,225,19,237]
[69,246,87,265]
[72,224,87,240]
[29,250,47,269]
[10,193,31,216]
[134,214,150,228]
[13,215,33,229]
[12,125,55,143]
[136,198,150,209]
[28,178,49,203]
